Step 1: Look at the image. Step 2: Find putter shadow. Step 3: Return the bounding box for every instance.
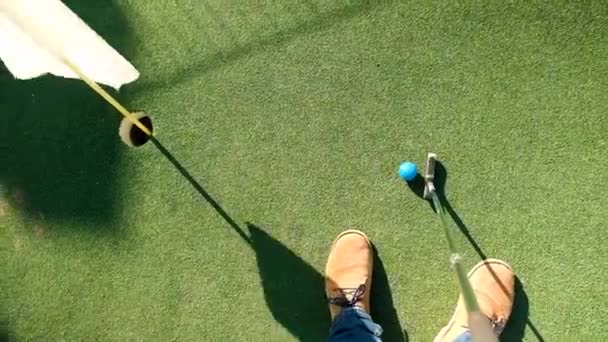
[434,163,488,260]
[410,161,545,342]
[0,0,135,228]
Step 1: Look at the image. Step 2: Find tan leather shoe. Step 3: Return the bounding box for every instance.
[325,230,373,319]
[434,259,515,342]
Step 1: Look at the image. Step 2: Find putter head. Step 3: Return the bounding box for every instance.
[423,153,437,200]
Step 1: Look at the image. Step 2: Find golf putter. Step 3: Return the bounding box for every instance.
[419,153,498,341]
[423,153,437,200]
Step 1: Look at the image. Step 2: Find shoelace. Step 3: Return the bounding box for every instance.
[328,284,366,307]
[493,317,506,334]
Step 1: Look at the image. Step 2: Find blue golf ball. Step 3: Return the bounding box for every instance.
[399,162,418,181]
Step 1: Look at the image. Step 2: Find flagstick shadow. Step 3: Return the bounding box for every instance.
[406,162,545,342]
[152,137,327,339]
[150,137,251,244]
[151,137,407,340]
[132,0,390,93]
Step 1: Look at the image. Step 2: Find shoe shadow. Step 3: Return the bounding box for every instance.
[154,138,326,339]
[153,139,408,340]
[371,246,409,342]
[500,277,528,342]
[406,161,544,342]
[249,223,409,342]
[248,223,330,341]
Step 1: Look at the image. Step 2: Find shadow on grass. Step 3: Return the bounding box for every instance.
[133,0,391,92]
[150,137,250,243]
[371,245,409,342]
[248,223,330,341]
[0,323,15,342]
[152,138,407,341]
[249,224,408,342]
[0,0,135,227]
[407,161,545,342]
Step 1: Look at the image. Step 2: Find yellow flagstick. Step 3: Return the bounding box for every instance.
[0,0,148,135]
[61,57,152,136]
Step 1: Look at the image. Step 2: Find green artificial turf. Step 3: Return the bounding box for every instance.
[2,0,608,340]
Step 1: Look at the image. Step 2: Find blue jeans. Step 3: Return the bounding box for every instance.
[326,307,473,342]
[453,331,473,342]
[326,307,382,342]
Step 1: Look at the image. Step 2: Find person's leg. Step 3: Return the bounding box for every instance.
[327,307,382,342]
[325,230,383,342]
[434,259,515,342]
[451,330,473,342]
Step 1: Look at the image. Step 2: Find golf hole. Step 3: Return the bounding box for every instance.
[119,111,153,147]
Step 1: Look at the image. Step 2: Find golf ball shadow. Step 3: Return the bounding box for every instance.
[119,111,153,147]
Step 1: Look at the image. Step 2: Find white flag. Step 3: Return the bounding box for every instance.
[0,0,139,89]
